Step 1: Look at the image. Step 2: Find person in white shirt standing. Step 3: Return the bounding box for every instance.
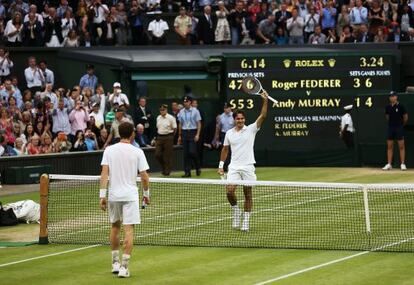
[91,0,109,45]
[148,14,169,45]
[24,56,43,94]
[0,48,13,82]
[286,8,305,44]
[42,83,58,109]
[109,82,130,109]
[304,6,320,42]
[38,60,55,88]
[218,91,268,232]
[340,105,355,149]
[100,121,150,278]
[350,0,368,28]
[23,4,44,26]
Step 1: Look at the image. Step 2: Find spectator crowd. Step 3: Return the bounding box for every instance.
[0,0,412,47]
[0,53,148,156]
[0,53,229,165]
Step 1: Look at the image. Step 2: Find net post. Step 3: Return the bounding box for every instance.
[363,186,371,234]
[39,174,49,245]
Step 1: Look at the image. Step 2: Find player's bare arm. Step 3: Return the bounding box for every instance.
[100,165,109,211]
[104,133,113,148]
[218,145,229,175]
[403,114,408,125]
[140,170,150,205]
[255,91,269,128]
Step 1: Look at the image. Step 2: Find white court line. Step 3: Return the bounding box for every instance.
[0,244,100,268]
[253,237,414,285]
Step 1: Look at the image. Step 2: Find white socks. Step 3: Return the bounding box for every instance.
[243,212,250,223]
[232,205,240,213]
[122,254,131,269]
[112,251,130,269]
[112,250,120,264]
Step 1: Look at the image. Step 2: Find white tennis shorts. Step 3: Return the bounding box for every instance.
[108,201,141,225]
[227,165,257,182]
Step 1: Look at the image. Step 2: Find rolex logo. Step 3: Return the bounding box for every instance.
[283,59,292,68]
[328,58,336,67]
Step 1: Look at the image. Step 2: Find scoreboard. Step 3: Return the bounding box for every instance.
[224,51,399,164]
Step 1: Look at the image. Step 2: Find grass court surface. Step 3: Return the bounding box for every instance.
[0,167,414,285]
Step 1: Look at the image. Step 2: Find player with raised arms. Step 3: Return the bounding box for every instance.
[218,80,268,231]
[99,121,150,278]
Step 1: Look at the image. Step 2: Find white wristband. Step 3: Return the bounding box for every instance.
[218,161,224,168]
[143,189,150,198]
[99,189,107,198]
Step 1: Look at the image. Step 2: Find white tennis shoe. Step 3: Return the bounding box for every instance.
[111,262,120,274]
[232,208,241,229]
[241,219,249,232]
[401,164,407,171]
[382,164,392,170]
[118,266,130,278]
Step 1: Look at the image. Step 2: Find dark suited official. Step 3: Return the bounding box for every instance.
[197,5,217,44]
[131,97,153,140]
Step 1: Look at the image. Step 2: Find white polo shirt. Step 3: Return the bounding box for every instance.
[109,92,129,106]
[148,19,169,38]
[224,122,260,168]
[101,142,149,202]
[341,114,354,133]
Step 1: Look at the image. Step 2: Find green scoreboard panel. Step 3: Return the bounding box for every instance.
[224,51,399,165]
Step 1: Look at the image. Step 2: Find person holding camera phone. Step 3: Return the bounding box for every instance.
[85,128,98,150]
[73,130,88,151]
[69,100,89,142]
[109,82,129,109]
[54,132,72,153]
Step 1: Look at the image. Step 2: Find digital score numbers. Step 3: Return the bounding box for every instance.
[224,52,397,151]
[226,53,394,98]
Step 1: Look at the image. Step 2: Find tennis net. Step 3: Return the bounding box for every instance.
[40,174,414,252]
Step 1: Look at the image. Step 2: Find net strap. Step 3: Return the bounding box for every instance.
[48,174,366,189]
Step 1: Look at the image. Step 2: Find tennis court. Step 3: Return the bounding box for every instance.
[1,167,414,285]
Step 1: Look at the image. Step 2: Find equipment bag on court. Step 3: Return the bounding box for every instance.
[0,202,18,226]
[4,200,40,224]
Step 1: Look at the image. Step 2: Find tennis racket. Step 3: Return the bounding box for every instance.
[241,77,278,104]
